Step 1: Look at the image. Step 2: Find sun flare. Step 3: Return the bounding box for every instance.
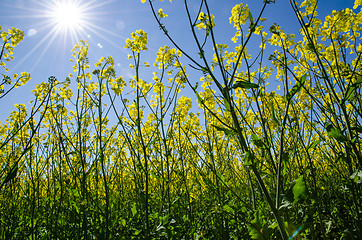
[9,0,122,72]
[51,0,84,32]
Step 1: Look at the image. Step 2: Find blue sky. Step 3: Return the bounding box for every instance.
[0,0,356,120]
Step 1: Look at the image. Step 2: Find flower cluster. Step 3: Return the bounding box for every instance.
[124,29,148,53]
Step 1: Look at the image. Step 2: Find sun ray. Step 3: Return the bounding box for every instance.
[79,22,126,52]
[8,0,131,73]
[53,1,82,29]
[48,0,85,34]
[12,26,60,71]
[30,31,63,72]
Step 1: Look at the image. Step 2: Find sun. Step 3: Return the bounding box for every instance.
[12,0,124,72]
[50,0,85,32]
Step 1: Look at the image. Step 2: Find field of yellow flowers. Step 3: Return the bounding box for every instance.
[0,0,361,239]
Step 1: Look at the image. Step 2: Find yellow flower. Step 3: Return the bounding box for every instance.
[196,12,215,30]
[124,29,148,52]
[229,3,250,28]
[254,26,263,35]
[157,8,168,18]
[354,0,362,9]
[357,43,362,52]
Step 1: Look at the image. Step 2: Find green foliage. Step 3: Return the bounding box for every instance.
[285,74,306,101]
[325,123,348,142]
[232,80,259,89]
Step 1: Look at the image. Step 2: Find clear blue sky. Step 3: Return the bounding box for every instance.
[0,0,356,121]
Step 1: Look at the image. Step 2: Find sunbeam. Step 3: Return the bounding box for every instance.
[9,0,128,72]
[51,1,84,32]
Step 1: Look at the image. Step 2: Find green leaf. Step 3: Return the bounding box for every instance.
[280,176,307,209]
[224,98,231,112]
[279,190,293,210]
[195,91,203,104]
[232,81,259,89]
[249,226,263,240]
[248,209,264,240]
[212,125,235,136]
[121,218,126,227]
[217,172,226,183]
[248,10,255,31]
[345,86,355,101]
[325,123,348,142]
[223,204,235,214]
[270,103,280,126]
[2,162,18,186]
[350,170,362,184]
[248,10,254,24]
[131,202,137,216]
[198,50,205,58]
[242,152,254,166]
[293,176,306,203]
[306,139,322,150]
[269,221,278,229]
[221,86,229,96]
[11,123,19,135]
[344,78,362,102]
[281,151,290,164]
[251,134,264,148]
[286,74,306,101]
[352,126,362,133]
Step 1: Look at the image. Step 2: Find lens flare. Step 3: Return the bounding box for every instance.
[52,1,84,31]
